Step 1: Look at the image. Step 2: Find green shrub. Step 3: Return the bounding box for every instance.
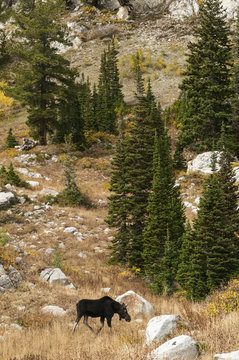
[5,128,19,149]
[0,228,9,246]
[7,163,29,188]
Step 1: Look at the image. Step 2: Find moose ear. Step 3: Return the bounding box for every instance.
[122,302,127,308]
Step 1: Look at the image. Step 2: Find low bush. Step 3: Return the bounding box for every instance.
[205,279,239,317]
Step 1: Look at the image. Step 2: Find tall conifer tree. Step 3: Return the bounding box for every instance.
[231,7,239,157]
[176,0,235,154]
[10,0,80,145]
[143,130,185,294]
[96,39,123,133]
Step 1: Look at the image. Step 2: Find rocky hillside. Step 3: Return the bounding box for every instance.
[0,3,239,360]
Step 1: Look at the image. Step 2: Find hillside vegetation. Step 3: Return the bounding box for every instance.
[0,1,239,359]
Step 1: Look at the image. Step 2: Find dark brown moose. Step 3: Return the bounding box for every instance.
[73,296,131,334]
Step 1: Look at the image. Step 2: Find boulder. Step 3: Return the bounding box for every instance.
[101,0,120,10]
[187,151,221,174]
[8,266,22,286]
[40,188,59,196]
[146,315,184,345]
[64,227,78,233]
[148,335,198,360]
[214,350,239,360]
[27,181,40,188]
[117,6,130,19]
[116,290,155,316]
[0,192,17,209]
[0,275,13,289]
[41,305,67,316]
[40,267,75,288]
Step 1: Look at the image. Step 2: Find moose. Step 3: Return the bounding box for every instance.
[73,296,131,334]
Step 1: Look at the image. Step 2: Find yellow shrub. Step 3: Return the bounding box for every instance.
[205,279,239,317]
[80,157,93,169]
[0,82,14,119]
[0,245,16,268]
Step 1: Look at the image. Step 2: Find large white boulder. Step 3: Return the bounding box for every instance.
[116,290,155,316]
[146,315,184,345]
[117,6,130,20]
[0,192,17,209]
[214,350,239,360]
[148,335,198,360]
[40,268,75,288]
[187,151,221,174]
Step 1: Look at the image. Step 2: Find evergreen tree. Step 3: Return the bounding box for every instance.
[56,81,85,147]
[5,128,19,149]
[96,39,123,133]
[177,152,239,300]
[176,0,235,154]
[123,66,162,268]
[143,130,185,294]
[231,7,239,157]
[10,0,80,145]
[0,0,11,66]
[106,115,130,263]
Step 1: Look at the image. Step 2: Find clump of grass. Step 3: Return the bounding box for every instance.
[0,228,10,246]
[51,247,64,269]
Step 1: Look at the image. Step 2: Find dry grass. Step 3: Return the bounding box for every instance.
[0,88,239,359]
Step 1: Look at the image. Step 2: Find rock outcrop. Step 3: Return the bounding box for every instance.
[146,315,185,345]
[40,267,75,289]
[147,335,198,360]
[116,290,155,316]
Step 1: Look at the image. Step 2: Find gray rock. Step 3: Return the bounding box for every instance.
[27,181,40,188]
[117,6,130,19]
[9,266,22,286]
[148,335,198,360]
[41,305,67,316]
[214,350,239,360]
[45,248,55,255]
[40,267,74,288]
[187,151,221,174]
[116,290,155,316]
[0,192,17,209]
[40,188,59,196]
[78,252,87,258]
[146,315,184,345]
[64,227,78,233]
[0,275,13,289]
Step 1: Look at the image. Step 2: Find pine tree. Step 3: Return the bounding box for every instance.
[0,0,11,66]
[9,0,79,145]
[177,151,239,300]
[231,7,239,157]
[5,128,19,149]
[143,130,185,294]
[176,0,235,154]
[56,80,85,147]
[96,39,123,133]
[123,66,162,268]
[106,115,130,264]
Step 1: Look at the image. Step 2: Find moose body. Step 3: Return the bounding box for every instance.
[73,296,131,334]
